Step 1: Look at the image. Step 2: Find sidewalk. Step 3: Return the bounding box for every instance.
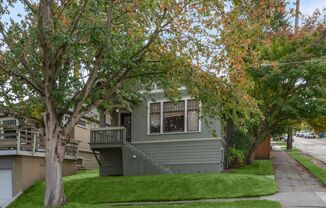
[263,150,326,208]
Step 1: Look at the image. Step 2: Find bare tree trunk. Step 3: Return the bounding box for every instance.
[43,115,67,207]
[246,145,256,163]
[245,129,269,164]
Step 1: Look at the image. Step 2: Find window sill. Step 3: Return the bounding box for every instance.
[77,125,87,129]
[147,131,201,136]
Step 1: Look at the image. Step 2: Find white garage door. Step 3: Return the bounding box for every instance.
[0,169,12,208]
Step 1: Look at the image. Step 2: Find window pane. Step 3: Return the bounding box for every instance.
[187,100,199,110]
[77,158,84,166]
[163,101,185,132]
[78,119,86,127]
[2,120,17,126]
[187,100,199,131]
[187,110,199,131]
[150,103,161,133]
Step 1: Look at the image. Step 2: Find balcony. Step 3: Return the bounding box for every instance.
[0,128,79,160]
[90,127,127,149]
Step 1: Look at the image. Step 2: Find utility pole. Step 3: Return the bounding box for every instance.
[287,128,293,150]
[294,0,300,34]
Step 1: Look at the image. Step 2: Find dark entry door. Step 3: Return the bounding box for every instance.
[120,113,131,142]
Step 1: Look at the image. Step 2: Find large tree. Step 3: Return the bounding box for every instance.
[0,0,277,207]
[244,24,326,162]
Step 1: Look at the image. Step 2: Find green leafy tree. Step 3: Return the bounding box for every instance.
[244,24,326,162]
[0,0,278,206]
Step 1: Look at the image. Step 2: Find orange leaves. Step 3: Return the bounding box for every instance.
[58,15,71,27]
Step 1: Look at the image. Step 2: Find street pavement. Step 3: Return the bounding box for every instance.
[293,136,326,163]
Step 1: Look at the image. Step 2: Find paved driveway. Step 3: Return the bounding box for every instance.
[293,136,326,163]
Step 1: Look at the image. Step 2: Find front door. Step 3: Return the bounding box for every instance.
[120,113,131,142]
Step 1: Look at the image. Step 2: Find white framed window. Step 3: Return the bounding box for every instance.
[149,103,161,134]
[91,123,98,129]
[2,119,17,126]
[148,99,200,135]
[63,115,87,128]
[76,157,84,167]
[0,118,19,139]
[63,115,70,124]
[163,101,185,133]
[77,119,87,128]
[187,100,199,131]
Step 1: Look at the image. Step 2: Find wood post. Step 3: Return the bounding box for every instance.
[17,129,21,153]
[32,132,37,155]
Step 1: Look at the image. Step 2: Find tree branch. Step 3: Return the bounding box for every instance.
[20,0,37,13]
[0,23,44,95]
[0,63,44,95]
[132,0,192,62]
[65,0,114,134]
[1,105,43,125]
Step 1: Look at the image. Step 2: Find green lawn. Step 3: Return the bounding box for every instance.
[11,174,277,207]
[271,141,286,146]
[62,200,281,208]
[11,160,279,208]
[288,149,326,185]
[229,160,274,175]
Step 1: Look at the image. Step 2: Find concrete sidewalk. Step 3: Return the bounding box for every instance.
[263,150,326,208]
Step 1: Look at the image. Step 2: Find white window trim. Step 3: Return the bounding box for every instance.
[147,97,201,135]
[76,157,85,167]
[63,114,88,129]
[77,118,87,129]
[0,118,19,139]
[91,123,98,129]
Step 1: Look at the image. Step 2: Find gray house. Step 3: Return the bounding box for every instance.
[90,89,225,176]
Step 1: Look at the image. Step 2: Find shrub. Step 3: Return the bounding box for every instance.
[228,147,245,168]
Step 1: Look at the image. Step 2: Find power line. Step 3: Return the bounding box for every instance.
[260,58,326,67]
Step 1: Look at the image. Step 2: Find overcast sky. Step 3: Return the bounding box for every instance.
[295,0,326,15]
[2,0,326,26]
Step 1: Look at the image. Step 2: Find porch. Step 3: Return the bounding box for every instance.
[0,128,79,160]
[90,127,173,176]
[89,127,126,176]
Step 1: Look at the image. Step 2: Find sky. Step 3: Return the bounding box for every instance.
[3,0,326,25]
[294,0,326,15]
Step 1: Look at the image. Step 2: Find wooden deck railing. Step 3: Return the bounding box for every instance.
[90,127,126,144]
[0,128,79,159]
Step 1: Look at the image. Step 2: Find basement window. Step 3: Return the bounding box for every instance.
[77,157,84,167]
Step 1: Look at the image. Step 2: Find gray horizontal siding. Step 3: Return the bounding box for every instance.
[131,89,223,143]
[78,151,98,169]
[133,139,224,165]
